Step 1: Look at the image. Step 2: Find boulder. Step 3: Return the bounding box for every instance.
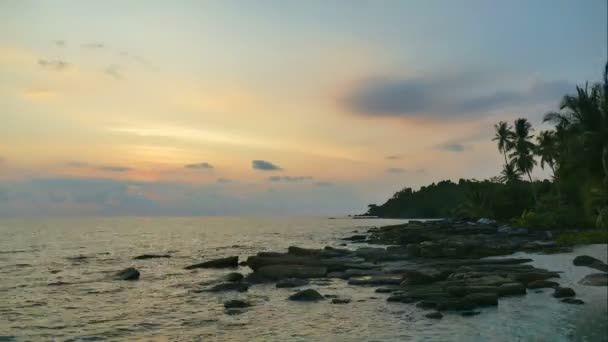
[375,287,400,293]
[446,286,498,297]
[276,278,309,288]
[348,275,403,286]
[579,273,608,286]
[419,242,443,258]
[401,269,444,285]
[497,283,526,296]
[573,255,608,273]
[425,311,443,319]
[416,300,441,309]
[288,289,324,301]
[386,295,418,303]
[561,298,584,305]
[321,246,352,258]
[185,256,238,269]
[342,235,367,242]
[331,298,351,304]
[552,287,576,298]
[224,299,251,309]
[527,280,559,289]
[115,267,140,281]
[224,272,244,282]
[225,309,244,315]
[464,293,498,306]
[288,246,322,257]
[512,272,559,285]
[255,264,327,280]
[133,254,171,260]
[207,282,249,292]
[461,311,481,317]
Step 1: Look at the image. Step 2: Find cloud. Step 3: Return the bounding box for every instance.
[438,143,466,152]
[55,40,66,47]
[385,155,401,160]
[38,59,69,71]
[344,71,573,119]
[268,176,313,182]
[66,161,89,168]
[185,162,214,170]
[315,181,333,187]
[252,160,282,171]
[82,42,104,49]
[217,178,232,183]
[97,165,131,172]
[22,87,55,100]
[386,167,405,174]
[104,65,123,79]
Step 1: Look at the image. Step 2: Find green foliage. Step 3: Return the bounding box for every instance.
[556,229,608,246]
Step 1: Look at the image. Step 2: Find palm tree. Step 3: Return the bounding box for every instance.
[535,130,558,176]
[498,162,522,184]
[492,121,514,166]
[509,118,537,203]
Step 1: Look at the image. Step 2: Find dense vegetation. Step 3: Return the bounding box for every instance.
[366,63,608,235]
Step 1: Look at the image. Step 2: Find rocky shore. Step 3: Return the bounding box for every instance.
[125,219,608,317]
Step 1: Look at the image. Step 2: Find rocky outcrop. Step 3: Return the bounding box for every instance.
[552,287,576,298]
[527,280,559,289]
[185,256,238,269]
[579,273,608,286]
[288,289,324,301]
[224,299,251,309]
[573,255,608,272]
[256,265,327,280]
[276,278,309,288]
[133,254,170,260]
[224,272,244,282]
[115,267,140,280]
[207,282,249,292]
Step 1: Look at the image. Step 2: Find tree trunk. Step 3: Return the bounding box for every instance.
[503,152,509,167]
[602,144,608,185]
[527,171,538,205]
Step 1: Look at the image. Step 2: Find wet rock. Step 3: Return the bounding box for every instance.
[276,278,309,288]
[224,299,251,309]
[446,286,498,297]
[375,287,400,293]
[331,298,351,304]
[561,298,584,305]
[208,282,249,292]
[496,283,526,296]
[133,254,171,260]
[527,280,559,289]
[512,272,559,285]
[225,309,244,315]
[419,241,443,258]
[401,269,445,285]
[224,272,244,282]
[579,273,608,286]
[461,311,481,317]
[437,298,475,311]
[342,268,384,279]
[464,293,498,306]
[416,300,440,309]
[321,246,352,258]
[256,265,327,280]
[184,256,238,269]
[288,246,322,257]
[425,311,443,319]
[342,234,367,242]
[288,289,324,301]
[573,255,608,273]
[348,275,402,286]
[115,267,140,281]
[48,281,70,286]
[387,295,418,303]
[552,287,576,298]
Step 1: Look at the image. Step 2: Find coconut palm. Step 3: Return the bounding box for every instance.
[492,121,514,167]
[535,130,558,175]
[498,162,522,184]
[509,118,537,203]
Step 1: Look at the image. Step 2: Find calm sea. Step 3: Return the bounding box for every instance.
[0,217,606,341]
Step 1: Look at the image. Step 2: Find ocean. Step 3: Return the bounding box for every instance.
[0,217,606,341]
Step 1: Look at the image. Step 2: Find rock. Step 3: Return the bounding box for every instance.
[375,287,400,293]
[185,256,238,269]
[461,311,481,317]
[419,241,443,258]
[256,265,327,280]
[224,272,244,282]
[464,293,498,306]
[387,295,418,303]
[348,275,403,286]
[208,282,249,292]
[552,287,576,298]
[477,218,496,225]
[512,272,559,285]
[561,298,584,305]
[579,273,608,286]
[573,255,608,272]
[497,283,526,296]
[133,254,170,260]
[527,280,559,289]
[446,286,498,297]
[225,309,244,315]
[288,289,324,301]
[416,300,440,309]
[425,311,443,319]
[437,299,475,311]
[342,235,367,242]
[115,267,140,281]
[331,298,351,304]
[224,299,251,309]
[288,246,322,257]
[342,269,384,279]
[276,278,309,288]
[321,246,352,258]
[401,269,444,285]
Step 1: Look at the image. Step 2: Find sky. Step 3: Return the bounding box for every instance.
[0,0,606,216]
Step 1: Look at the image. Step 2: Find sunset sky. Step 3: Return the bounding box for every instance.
[0,1,606,215]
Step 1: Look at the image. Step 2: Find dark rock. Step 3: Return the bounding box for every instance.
[527,280,559,289]
[497,283,526,296]
[464,293,498,306]
[573,255,608,273]
[512,272,559,285]
[288,246,322,256]
[321,246,352,258]
[552,287,576,298]
[276,278,309,288]
[579,273,608,286]
[115,267,140,281]
[425,311,443,319]
[561,298,585,305]
[348,275,402,286]
[416,300,439,309]
[375,287,400,293]
[331,298,351,304]
[48,281,69,286]
[184,256,238,269]
[437,298,475,311]
[343,235,367,242]
[461,311,481,317]
[224,272,244,282]
[256,265,327,280]
[208,282,249,292]
[288,289,324,301]
[446,286,498,297]
[224,299,251,309]
[387,295,418,303]
[133,254,170,260]
[225,308,244,315]
[401,269,444,285]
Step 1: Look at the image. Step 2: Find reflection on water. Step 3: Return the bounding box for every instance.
[0,217,606,341]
